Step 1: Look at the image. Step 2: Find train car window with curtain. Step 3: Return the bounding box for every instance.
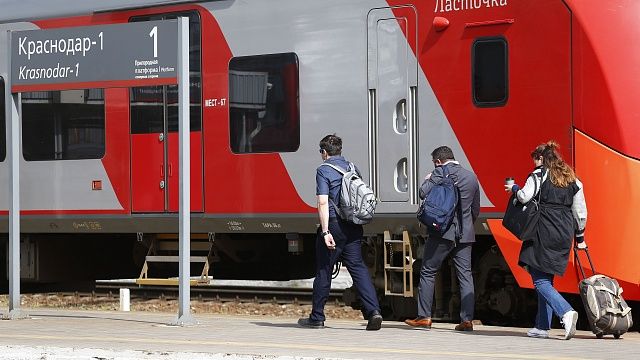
[0,77,5,161]
[472,37,508,107]
[229,53,300,154]
[22,89,105,161]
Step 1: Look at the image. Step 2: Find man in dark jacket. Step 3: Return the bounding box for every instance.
[405,146,480,331]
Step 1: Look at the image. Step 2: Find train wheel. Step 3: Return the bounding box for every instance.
[474,244,536,326]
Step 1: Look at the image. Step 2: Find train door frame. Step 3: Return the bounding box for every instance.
[0,77,5,163]
[130,11,203,213]
[367,6,419,212]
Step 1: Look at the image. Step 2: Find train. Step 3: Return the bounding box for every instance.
[0,0,638,324]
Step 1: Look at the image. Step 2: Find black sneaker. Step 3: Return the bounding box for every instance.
[366,310,383,331]
[298,317,325,329]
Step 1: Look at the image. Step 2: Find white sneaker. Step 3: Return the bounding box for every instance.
[562,311,578,340]
[527,328,549,338]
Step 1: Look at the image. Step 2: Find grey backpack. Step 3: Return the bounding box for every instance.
[321,162,377,225]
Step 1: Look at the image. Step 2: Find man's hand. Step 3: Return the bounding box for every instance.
[425,172,432,180]
[324,233,336,250]
[576,241,587,250]
[504,184,514,193]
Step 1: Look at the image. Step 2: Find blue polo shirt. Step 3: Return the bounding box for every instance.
[316,155,360,219]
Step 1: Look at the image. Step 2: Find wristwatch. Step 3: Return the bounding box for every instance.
[321,230,331,236]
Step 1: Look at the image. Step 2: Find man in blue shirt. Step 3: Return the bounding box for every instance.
[298,134,382,330]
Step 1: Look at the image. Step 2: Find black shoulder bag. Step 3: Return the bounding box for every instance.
[502,170,545,240]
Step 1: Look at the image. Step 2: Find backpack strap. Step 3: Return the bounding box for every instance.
[524,167,545,207]
[320,162,346,175]
[319,162,351,219]
[532,167,548,201]
[442,164,450,177]
[322,162,361,178]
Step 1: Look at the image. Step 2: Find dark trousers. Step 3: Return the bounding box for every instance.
[311,219,380,322]
[417,237,474,322]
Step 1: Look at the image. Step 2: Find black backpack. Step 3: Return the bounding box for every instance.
[417,165,462,239]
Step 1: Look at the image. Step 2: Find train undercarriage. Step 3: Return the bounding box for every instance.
[2,227,638,330]
[1,230,547,326]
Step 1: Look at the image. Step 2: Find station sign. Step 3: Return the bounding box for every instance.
[10,20,178,92]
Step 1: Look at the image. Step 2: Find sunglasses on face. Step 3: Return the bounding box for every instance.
[319,149,325,154]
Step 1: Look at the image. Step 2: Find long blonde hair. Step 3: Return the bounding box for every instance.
[531,141,576,188]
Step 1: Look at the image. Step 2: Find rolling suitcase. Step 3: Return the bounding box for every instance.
[574,246,633,339]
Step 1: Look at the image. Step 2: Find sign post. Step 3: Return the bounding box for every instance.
[4,29,24,320]
[173,16,194,326]
[5,18,194,325]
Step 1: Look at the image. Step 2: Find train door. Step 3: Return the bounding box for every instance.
[367,6,418,211]
[130,12,203,213]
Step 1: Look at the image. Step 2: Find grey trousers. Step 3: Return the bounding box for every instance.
[417,237,474,322]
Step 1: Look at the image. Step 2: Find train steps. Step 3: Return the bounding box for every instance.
[383,230,414,297]
[136,233,216,286]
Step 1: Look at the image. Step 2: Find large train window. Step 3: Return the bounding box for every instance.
[472,37,508,107]
[22,89,105,161]
[130,12,201,133]
[0,77,5,161]
[229,53,300,154]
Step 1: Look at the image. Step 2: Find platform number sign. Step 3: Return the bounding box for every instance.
[150,26,158,58]
[11,20,178,91]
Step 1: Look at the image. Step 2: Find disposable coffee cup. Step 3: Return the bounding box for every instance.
[505,177,515,186]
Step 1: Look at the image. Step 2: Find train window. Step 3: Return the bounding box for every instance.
[229,53,300,154]
[22,89,105,161]
[130,12,202,134]
[0,77,5,161]
[472,37,508,107]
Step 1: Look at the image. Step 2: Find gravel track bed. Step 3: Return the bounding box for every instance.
[0,294,364,320]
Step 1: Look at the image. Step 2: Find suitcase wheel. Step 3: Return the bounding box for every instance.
[596,332,604,339]
[614,332,621,339]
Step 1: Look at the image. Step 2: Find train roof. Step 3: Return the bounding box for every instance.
[0,0,203,24]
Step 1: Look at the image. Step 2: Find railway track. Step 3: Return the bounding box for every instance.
[92,280,345,305]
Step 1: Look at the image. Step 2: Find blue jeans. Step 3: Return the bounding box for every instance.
[529,267,574,330]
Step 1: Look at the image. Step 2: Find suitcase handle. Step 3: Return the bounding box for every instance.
[573,243,596,280]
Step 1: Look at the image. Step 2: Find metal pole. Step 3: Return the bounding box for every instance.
[5,30,25,319]
[172,17,195,326]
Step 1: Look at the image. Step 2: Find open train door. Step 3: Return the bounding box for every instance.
[367,6,419,212]
[130,12,203,213]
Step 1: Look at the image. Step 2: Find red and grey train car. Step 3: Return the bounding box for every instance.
[0,0,638,322]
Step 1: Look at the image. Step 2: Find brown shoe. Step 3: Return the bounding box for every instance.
[404,317,432,328]
[454,320,473,331]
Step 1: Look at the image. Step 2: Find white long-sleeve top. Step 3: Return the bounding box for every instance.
[516,167,587,236]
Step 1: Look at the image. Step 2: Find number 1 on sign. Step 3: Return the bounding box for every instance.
[149,26,158,58]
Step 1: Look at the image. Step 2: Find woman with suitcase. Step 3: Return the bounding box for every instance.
[505,141,588,340]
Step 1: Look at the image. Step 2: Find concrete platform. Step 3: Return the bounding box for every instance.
[0,309,638,359]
